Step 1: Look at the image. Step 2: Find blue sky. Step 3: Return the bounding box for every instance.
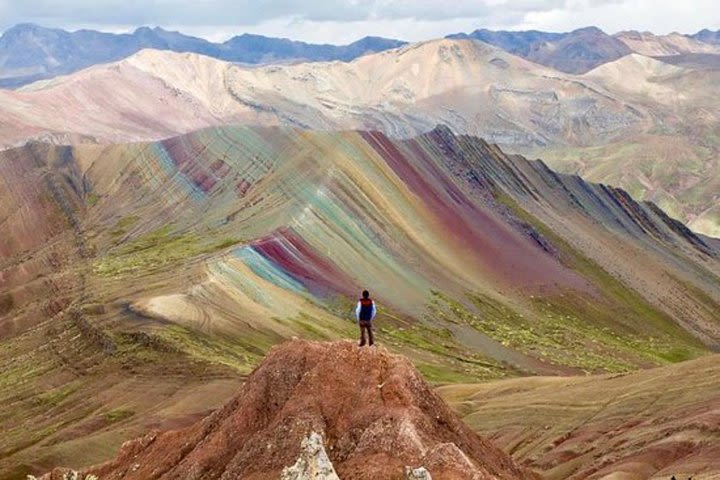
[0,0,718,43]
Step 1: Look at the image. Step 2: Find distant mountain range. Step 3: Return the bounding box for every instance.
[447,26,631,73]
[2,38,718,236]
[0,23,407,88]
[692,28,720,45]
[0,40,650,149]
[1,23,719,87]
[447,26,720,73]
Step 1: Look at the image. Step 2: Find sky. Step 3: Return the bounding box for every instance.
[0,0,718,44]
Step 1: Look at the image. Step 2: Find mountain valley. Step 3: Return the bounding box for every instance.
[2,17,720,480]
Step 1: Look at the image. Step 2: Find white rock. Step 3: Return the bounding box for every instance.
[280,432,340,480]
[405,466,432,480]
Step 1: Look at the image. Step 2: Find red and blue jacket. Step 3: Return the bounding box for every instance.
[355,298,376,322]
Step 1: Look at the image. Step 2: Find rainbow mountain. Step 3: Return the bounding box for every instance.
[1,125,719,475]
[2,38,719,239]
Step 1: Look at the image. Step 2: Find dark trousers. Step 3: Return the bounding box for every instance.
[359,320,374,346]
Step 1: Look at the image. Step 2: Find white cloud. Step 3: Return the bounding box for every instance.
[519,0,720,34]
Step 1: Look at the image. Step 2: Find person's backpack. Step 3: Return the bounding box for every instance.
[359,297,374,321]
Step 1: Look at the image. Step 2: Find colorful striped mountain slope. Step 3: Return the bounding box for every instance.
[0,126,719,476]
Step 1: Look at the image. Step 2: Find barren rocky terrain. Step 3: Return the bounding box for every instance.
[39,340,537,480]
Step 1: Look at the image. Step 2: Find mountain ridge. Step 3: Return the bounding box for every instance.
[614,29,720,56]
[3,23,720,88]
[3,37,718,236]
[0,23,407,88]
[1,38,642,148]
[1,125,719,476]
[447,26,632,74]
[691,28,720,45]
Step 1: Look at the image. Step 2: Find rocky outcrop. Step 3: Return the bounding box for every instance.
[41,340,537,479]
[405,467,432,479]
[280,432,340,480]
[29,471,97,480]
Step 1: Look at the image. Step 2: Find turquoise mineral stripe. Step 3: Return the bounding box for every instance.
[151,142,206,202]
[214,127,277,169]
[233,246,308,295]
[131,146,164,192]
[208,258,273,308]
[212,128,276,182]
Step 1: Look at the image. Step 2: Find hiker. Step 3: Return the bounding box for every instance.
[355,290,377,346]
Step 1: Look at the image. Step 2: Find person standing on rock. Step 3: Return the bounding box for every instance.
[355,290,377,347]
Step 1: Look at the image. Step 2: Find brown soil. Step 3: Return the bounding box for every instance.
[439,353,720,479]
[42,340,538,480]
